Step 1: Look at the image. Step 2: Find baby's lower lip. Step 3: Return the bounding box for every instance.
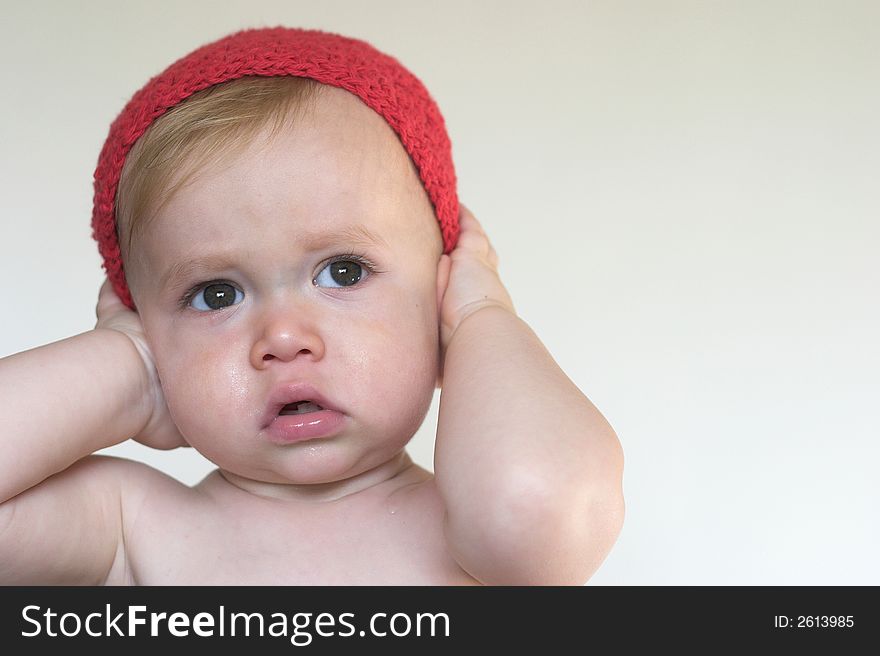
[266,409,346,444]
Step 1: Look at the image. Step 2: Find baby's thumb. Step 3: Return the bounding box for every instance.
[96,277,124,318]
[95,277,140,333]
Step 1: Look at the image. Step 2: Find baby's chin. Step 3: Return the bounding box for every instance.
[200,435,409,487]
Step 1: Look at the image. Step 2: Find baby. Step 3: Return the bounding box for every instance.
[0,27,624,585]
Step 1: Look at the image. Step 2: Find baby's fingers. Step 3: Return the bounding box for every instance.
[456,204,500,267]
[96,278,124,319]
[95,277,140,333]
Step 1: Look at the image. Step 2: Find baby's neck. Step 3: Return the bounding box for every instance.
[215,451,417,503]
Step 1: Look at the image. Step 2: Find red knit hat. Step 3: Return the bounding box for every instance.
[91,26,459,310]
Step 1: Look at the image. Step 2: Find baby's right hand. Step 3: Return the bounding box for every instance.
[94,278,188,450]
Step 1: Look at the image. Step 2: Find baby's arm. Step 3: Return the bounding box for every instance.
[434,206,625,585]
[0,328,148,503]
[0,280,178,583]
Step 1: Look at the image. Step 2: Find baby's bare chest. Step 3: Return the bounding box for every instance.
[123,478,478,586]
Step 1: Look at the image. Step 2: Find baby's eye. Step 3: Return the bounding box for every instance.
[314,259,368,288]
[188,282,244,311]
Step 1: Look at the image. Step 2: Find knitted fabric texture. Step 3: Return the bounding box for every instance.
[92,26,459,310]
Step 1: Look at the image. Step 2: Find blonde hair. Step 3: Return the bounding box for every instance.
[116,75,321,263]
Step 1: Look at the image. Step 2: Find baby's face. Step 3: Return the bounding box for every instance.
[125,85,444,488]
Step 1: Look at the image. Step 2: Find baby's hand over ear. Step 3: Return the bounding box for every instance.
[95,278,188,450]
[438,204,516,352]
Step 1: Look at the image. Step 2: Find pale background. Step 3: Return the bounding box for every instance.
[1,0,877,585]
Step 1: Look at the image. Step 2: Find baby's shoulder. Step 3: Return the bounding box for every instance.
[81,455,205,584]
[89,454,198,521]
[0,454,190,585]
[67,453,191,497]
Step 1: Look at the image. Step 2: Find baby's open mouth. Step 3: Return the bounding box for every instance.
[279,401,324,416]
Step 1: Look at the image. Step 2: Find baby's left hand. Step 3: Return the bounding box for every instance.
[438,204,515,353]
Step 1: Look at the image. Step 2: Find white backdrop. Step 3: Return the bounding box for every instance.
[1,0,877,585]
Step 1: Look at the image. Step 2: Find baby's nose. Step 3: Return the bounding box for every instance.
[250,308,326,366]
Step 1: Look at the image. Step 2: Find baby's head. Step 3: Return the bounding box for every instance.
[91,28,459,488]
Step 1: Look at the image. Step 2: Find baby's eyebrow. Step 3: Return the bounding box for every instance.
[297,224,389,253]
[158,224,388,292]
[159,253,240,292]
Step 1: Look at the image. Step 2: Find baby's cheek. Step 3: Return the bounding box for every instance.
[349,304,437,409]
[157,342,252,433]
